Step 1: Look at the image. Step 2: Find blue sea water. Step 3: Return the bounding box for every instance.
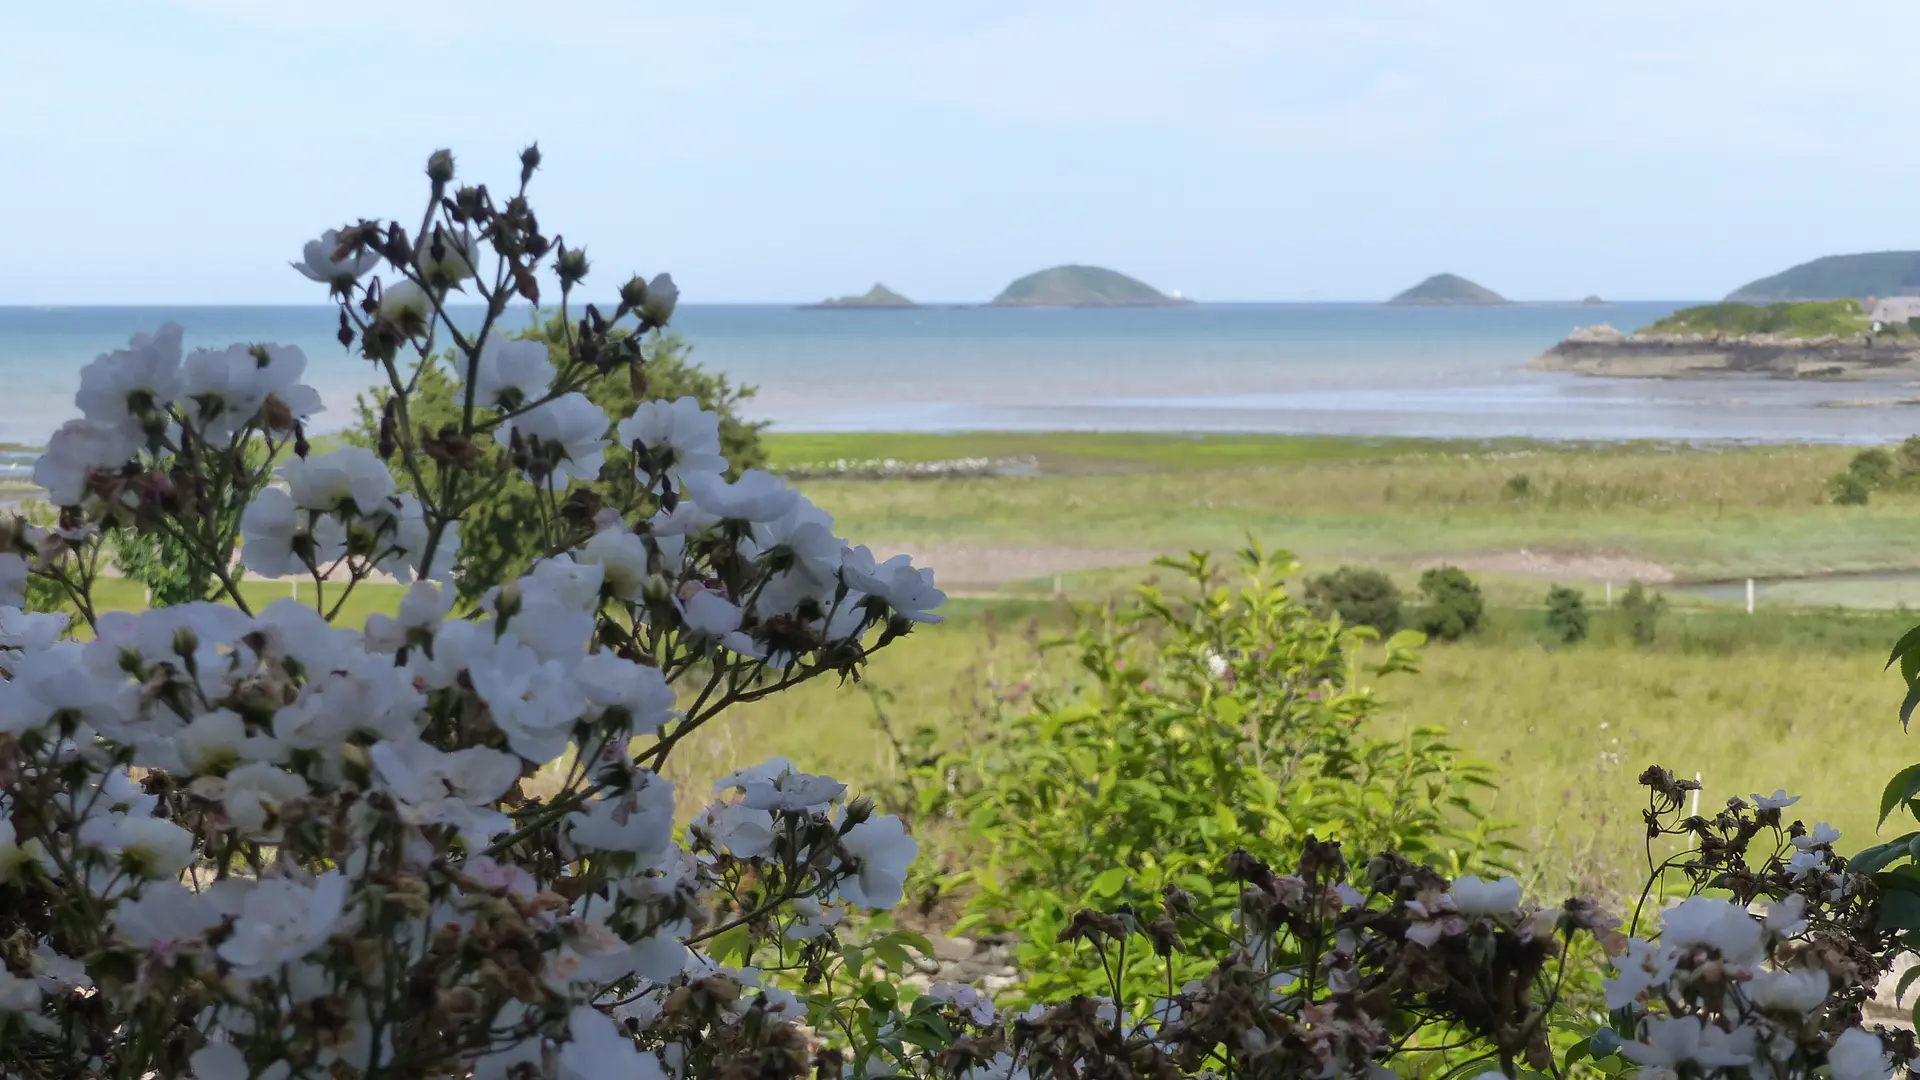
[0,301,1914,446]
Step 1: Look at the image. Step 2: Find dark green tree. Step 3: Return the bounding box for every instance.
[1302,565,1402,635]
[1543,585,1589,645]
[1414,564,1485,641]
[1619,580,1667,646]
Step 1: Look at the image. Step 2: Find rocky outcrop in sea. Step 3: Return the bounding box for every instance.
[1529,324,1920,380]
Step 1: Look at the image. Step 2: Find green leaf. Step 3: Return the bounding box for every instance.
[1880,888,1920,932]
[1898,964,1920,1006]
[1906,685,1920,733]
[1882,767,1920,827]
[1090,867,1129,898]
[1852,833,1920,875]
[708,924,752,967]
[1888,622,1920,674]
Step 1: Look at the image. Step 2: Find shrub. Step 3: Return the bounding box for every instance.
[1544,584,1589,644]
[1414,564,1484,641]
[1503,472,1534,499]
[933,548,1509,1003]
[1897,434,1920,478]
[1830,469,1873,505]
[1302,564,1402,633]
[1620,579,1668,645]
[1849,447,1895,487]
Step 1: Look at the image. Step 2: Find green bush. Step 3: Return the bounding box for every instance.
[1620,580,1667,646]
[936,548,1507,1006]
[1414,564,1484,641]
[1830,469,1873,506]
[351,317,765,605]
[1502,472,1534,499]
[1302,564,1402,634]
[1896,435,1920,478]
[1543,585,1589,645]
[1849,447,1895,488]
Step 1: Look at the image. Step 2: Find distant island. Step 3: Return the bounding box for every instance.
[1387,273,1508,306]
[989,265,1191,308]
[1581,295,1607,306]
[1529,299,1920,380]
[1726,251,1920,301]
[807,283,916,309]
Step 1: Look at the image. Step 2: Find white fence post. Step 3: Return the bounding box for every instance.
[1605,581,1612,607]
[1746,579,1755,615]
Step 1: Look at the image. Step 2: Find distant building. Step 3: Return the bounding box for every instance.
[1870,296,1920,328]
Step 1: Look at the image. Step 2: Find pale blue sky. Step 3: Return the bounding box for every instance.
[5,1,1919,304]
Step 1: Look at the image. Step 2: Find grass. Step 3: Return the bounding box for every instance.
[1644,299,1870,339]
[779,434,1905,582]
[670,599,1918,900]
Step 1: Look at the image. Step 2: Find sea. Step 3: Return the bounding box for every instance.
[1,302,1915,450]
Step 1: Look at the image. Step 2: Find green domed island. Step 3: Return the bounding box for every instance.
[1726,252,1920,301]
[988,265,1191,307]
[807,283,917,309]
[1388,273,1509,306]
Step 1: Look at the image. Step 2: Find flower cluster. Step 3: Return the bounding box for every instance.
[0,148,944,1080]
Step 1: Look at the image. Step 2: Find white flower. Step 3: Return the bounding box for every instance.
[721,759,845,813]
[783,896,843,940]
[1830,1028,1895,1080]
[1751,789,1800,811]
[616,396,725,491]
[240,487,347,577]
[365,581,455,652]
[282,446,395,514]
[576,528,651,603]
[560,1004,666,1080]
[370,739,518,846]
[419,226,479,286]
[1787,848,1828,878]
[568,775,677,854]
[379,279,432,324]
[499,392,608,488]
[749,497,843,586]
[218,871,349,980]
[838,814,917,909]
[30,945,90,994]
[0,605,66,656]
[111,880,238,947]
[465,637,582,764]
[179,343,322,440]
[1603,938,1678,1010]
[217,762,310,837]
[1793,822,1842,850]
[77,814,197,881]
[291,228,380,290]
[691,803,775,860]
[843,546,946,623]
[639,272,678,325]
[0,555,29,609]
[1746,967,1829,1014]
[75,323,184,432]
[1619,1016,1754,1072]
[679,589,743,637]
[176,709,284,774]
[1447,875,1522,916]
[928,981,997,1025]
[0,969,40,1014]
[33,419,139,505]
[573,651,675,736]
[1660,896,1766,968]
[468,337,554,411]
[1765,893,1809,938]
[682,469,798,522]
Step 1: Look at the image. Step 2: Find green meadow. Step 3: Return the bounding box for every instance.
[51,430,1920,894]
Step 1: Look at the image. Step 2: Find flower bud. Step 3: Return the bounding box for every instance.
[426,148,456,187]
[642,574,674,607]
[639,272,678,326]
[619,274,649,311]
[519,142,542,183]
[841,795,875,831]
[171,627,199,658]
[555,244,590,288]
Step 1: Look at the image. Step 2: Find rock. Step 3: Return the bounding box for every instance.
[933,937,977,962]
[1564,324,1625,344]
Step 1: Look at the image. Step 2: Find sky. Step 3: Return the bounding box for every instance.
[6,0,1920,304]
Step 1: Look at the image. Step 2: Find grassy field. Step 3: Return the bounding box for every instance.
[766,432,1914,585]
[37,429,1920,901]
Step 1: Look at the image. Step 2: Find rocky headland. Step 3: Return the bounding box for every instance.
[1529,323,1920,380]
